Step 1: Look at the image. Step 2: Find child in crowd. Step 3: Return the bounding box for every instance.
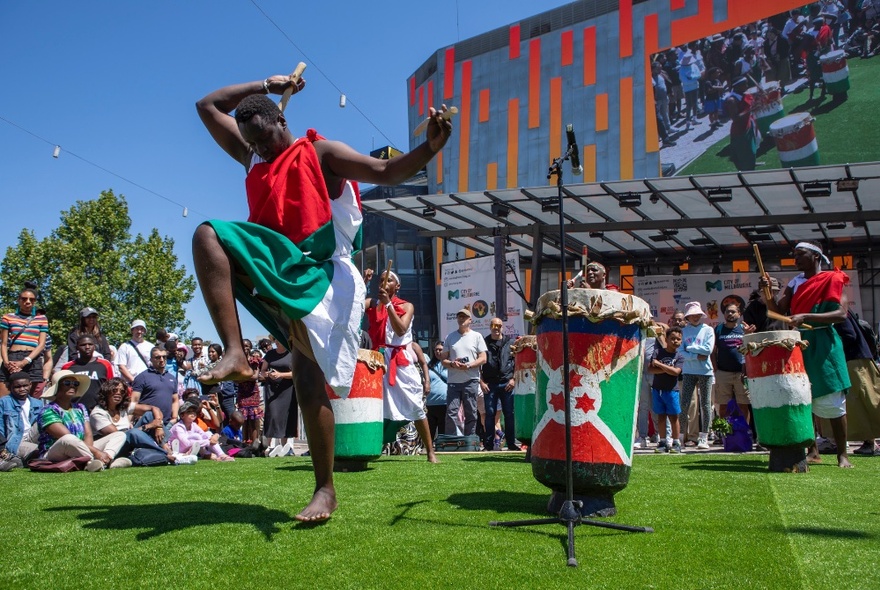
[168,401,234,461]
[649,327,684,453]
[221,411,245,442]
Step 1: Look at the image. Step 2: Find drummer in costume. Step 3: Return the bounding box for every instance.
[724,77,761,171]
[567,261,619,290]
[762,241,852,468]
[194,75,451,520]
[365,271,438,463]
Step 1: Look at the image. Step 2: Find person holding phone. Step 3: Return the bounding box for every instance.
[441,308,487,437]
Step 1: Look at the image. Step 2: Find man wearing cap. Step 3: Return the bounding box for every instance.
[724,77,760,171]
[115,320,154,384]
[762,241,852,468]
[59,334,115,411]
[567,262,619,290]
[441,308,487,437]
[678,301,716,450]
[364,270,438,463]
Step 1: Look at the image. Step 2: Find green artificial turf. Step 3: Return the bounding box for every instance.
[1,452,878,589]
[678,56,880,176]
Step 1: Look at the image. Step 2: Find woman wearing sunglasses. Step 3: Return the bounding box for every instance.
[0,288,49,396]
[36,370,127,471]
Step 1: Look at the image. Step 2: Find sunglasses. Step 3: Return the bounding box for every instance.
[152,355,168,360]
[59,379,80,388]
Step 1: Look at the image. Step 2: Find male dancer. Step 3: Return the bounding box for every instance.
[365,271,438,463]
[194,73,451,520]
[762,241,852,468]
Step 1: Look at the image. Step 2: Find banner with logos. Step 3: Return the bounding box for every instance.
[634,271,862,327]
[439,252,525,338]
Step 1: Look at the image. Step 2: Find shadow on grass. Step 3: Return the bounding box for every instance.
[679,459,766,473]
[46,502,289,541]
[447,490,548,516]
[274,464,318,472]
[460,454,529,464]
[784,526,874,540]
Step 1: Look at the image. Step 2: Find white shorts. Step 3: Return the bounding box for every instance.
[812,391,847,419]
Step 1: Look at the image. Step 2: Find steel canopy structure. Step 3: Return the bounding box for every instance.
[362,162,879,269]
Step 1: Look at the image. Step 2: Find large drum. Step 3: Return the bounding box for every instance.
[511,336,538,446]
[741,330,814,472]
[745,81,785,135]
[531,288,652,516]
[768,113,820,168]
[820,50,850,95]
[325,349,385,470]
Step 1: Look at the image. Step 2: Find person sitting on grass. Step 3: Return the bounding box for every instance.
[0,371,44,462]
[36,370,127,471]
[90,378,175,464]
[649,327,685,454]
[168,400,234,461]
[221,411,245,443]
[181,388,222,432]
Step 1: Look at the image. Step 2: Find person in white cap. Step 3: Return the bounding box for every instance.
[678,301,715,450]
[441,308,487,437]
[762,240,852,468]
[114,320,154,383]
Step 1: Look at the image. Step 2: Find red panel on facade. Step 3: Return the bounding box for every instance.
[619,0,633,58]
[509,24,521,59]
[561,30,573,66]
[444,47,455,100]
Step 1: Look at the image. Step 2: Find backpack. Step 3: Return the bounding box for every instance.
[130,447,170,467]
[854,312,880,359]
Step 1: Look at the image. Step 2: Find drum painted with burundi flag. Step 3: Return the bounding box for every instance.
[820,50,850,95]
[768,113,820,168]
[512,336,538,446]
[741,330,814,472]
[745,81,785,135]
[325,349,385,470]
[531,288,652,516]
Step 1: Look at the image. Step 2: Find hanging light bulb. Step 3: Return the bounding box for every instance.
[339,94,347,108]
[182,207,188,218]
[53,145,61,158]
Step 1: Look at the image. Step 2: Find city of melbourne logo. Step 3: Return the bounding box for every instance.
[448,290,460,300]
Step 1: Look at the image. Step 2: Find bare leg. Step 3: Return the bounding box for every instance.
[414,417,438,463]
[291,348,337,522]
[829,415,853,468]
[192,223,254,384]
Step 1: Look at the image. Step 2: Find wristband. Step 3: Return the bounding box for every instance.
[262,78,270,94]
[385,302,393,310]
[24,357,32,365]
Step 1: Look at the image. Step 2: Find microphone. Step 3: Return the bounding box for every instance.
[566,124,583,176]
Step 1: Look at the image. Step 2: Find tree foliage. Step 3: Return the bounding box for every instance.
[0,190,196,348]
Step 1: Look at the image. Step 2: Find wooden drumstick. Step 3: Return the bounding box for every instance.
[413,106,458,136]
[753,244,774,303]
[278,62,307,112]
[767,310,813,330]
[380,259,393,292]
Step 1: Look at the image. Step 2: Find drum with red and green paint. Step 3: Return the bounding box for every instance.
[512,336,538,446]
[531,289,650,516]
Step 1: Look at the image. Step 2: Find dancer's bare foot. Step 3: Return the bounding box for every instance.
[838,453,853,468]
[198,354,254,385]
[295,487,337,522]
[806,443,821,464]
[427,451,439,463]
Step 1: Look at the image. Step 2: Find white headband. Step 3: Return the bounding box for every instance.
[383,271,400,284]
[795,242,831,266]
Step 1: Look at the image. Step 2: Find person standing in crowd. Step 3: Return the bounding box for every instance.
[0,371,44,461]
[425,341,448,439]
[712,304,752,423]
[678,301,716,450]
[236,339,264,444]
[66,307,112,360]
[650,327,685,454]
[743,278,784,332]
[724,77,761,171]
[763,27,792,87]
[0,287,48,397]
[59,334,115,411]
[679,53,702,130]
[365,271,438,463]
[762,241,852,468]
[260,337,298,454]
[131,346,179,430]
[188,337,209,376]
[442,308,487,437]
[479,318,519,451]
[115,319,154,384]
[832,310,880,456]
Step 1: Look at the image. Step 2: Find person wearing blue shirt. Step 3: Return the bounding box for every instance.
[425,342,448,439]
[679,301,716,450]
[0,371,44,460]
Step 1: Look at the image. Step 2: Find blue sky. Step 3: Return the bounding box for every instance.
[0,0,567,343]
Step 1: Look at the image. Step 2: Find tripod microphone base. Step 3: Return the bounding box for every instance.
[548,490,616,518]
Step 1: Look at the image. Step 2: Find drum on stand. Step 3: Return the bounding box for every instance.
[512,336,538,453]
[531,288,652,516]
[326,348,385,471]
[768,112,820,168]
[745,80,785,135]
[741,330,814,472]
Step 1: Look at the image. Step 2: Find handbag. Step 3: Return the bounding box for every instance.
[129,447,170,467]
[433,433,482,452]
[28,456,91,473]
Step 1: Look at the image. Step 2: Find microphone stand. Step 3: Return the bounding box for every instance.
[489,139,652,568]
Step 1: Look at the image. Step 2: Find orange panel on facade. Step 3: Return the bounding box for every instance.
[458,60,472,193]
[595,94,608,132]
[486,163,498,191]
[644,13,660,153]
[479,88,490,123]
[619,77,634,180]
[507,98,519,189]
[549,77,562,184]
[732,260,750,272]
[583,144,596,182]
[583,26,596,86]
[528,38,541,129]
